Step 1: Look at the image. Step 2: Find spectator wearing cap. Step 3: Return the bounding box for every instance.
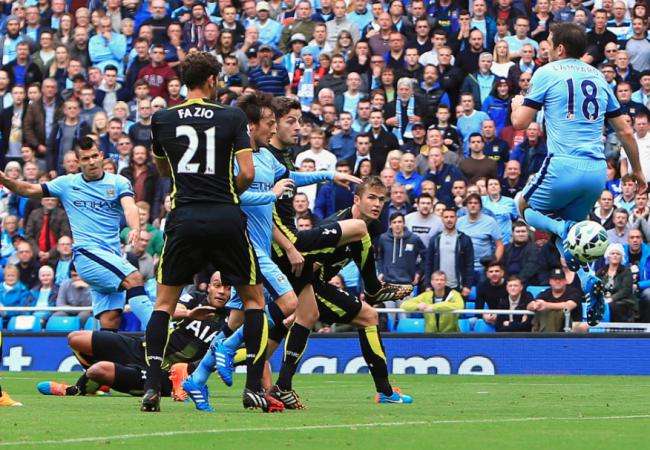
[459,133,498,183]
[137,44,176,99]
[248,45,290,97]
[460,53,496,111]
[528,267,582,332]
[377,212,426,286]
[509,122,548,180]
[0,16,32,66]
[2,41,42,89]
[495,275,533,332]
[385,78,429,146]
[326,0,360,47]
[402,271,464,332]
[253,1,283,50]
[401,121,428,155]
[424,147,464,207]
[457,193,504,275]
[281,33,308,84]
[280,1,316,53]
[89,16,127,76]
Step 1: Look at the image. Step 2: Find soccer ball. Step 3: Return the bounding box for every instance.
[565,220,609,264]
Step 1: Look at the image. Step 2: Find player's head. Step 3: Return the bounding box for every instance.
[548,22,587,61]
[271,96,302,147]
[237,92,276,147]
[75,135,104,180]
[207,271,232,308]
[354,176,388,221]
[180,51,222,100]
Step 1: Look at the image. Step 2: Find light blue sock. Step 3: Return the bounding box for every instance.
[222,326,245,353]
[188,348,215,386]
[126,287,153,330]
[523,208,565,238]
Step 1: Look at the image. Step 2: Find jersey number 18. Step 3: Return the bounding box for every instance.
[566,79,599,121]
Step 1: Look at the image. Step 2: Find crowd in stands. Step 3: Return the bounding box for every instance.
[0,0,648,333]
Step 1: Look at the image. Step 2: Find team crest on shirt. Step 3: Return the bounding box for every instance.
[106,188,115,198]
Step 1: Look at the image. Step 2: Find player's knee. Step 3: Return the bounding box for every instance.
[67,330,86,351]
[86,362,113,383]
[276,294,298,316]
[354,304,378,328]
[123,271,144,288]
[98,310,121,329]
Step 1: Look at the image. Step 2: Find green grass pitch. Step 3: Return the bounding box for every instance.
[1,372,649,449]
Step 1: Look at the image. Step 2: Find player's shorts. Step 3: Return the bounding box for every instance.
[522,155,607,222]
[313,278,362,325]
[226,289,275,312]
[157,204,260,287]
[91,330,146,367]
[74,247,134,317]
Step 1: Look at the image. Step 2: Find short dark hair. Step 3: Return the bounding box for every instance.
[463,192,482,206]
[236,91,275,124]
[512,220,528,230]
[469,132,483,142]
[104,65,118,74]
[180,51,222,90]
[417,193,434,202]
[507,274,523,284]
[271,96,301,119]
[389,212,405,222]
[335,160,352,170]
[79,135,95,151]
[549,22,587,59]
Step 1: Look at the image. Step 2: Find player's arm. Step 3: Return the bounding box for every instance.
[609,115,647,193]
[151,114,171,177]
[272,224,304,276]
[494,239,504,262]
[289,170,362,187]
[121,195,141,248]
[235,149,255,193]
[510,95,537,130]
[0,171,44,198]
[240,179,295,206]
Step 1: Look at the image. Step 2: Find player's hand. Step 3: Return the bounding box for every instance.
[127,228,140,248]
[272,178,294,198]
[287,247,305,277]
[634,171,647,195]
[333,172,362,186]
[511,94,525,110]
[188,305,217,321]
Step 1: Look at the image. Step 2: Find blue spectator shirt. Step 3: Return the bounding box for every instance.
[457,212,502,270]
[248,64,290,96]
[481,195,518,244]
[457,110,490,156]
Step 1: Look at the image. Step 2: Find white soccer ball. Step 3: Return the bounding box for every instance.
[565,220,609,263]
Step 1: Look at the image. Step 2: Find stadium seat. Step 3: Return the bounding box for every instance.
[396,318,425,333]
[45,316,81,332]
[465,301,475,309]
[473,319,496,333]
[7,315,42,332]
[527,286,549,298]
[385,314,396,332]
[468,286,477,301]
[458,318,472,333]
[84,318,100,331]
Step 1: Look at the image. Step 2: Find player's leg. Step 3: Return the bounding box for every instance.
[121,271,153,328]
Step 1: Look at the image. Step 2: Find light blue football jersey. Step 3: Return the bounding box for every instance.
[524,58,621,160]
[41,172,134,255]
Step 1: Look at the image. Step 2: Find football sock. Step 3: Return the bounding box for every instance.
[267,302,289,343]
[127,286,153,329]
[353,234,382,294]
[358,325,393,396]
[114,364,147,396]
[222,324,235,338]
[189,338,220,387]
[523,208,564,238]
[223,326,244,353]
[99,328,117,333]
[143,310,170,392]
[244,309,268,392]
[276,323,310,391]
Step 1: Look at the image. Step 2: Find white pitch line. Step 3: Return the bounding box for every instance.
[2,414,650,447]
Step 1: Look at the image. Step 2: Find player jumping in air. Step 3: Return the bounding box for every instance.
[510,22,646,324]
[143,52,280,413]
[0,137,148,332]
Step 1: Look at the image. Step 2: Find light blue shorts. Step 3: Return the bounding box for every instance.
[73,247,137,317]
[522,155,607,222]
[226,289,275,312]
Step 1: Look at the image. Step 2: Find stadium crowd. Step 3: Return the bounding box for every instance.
[0,0,648,334]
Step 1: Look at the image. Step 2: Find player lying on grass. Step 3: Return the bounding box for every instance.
[37,271,230,399]
[510,22,646,324]
[0,137,150,331]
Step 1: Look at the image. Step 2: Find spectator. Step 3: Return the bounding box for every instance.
[368,109,399,173]
[23,78,62,159]
[457,28,485,76]
[295,128,337,171]
[331,112,359,161]
[128,100,154,148]
[47,99,91,174]
[120,201,164,258]
[95,66,130,115]
[632,72,650,107]
[460,133,498,182]
[586,9,618,66]
[314,161,355,219]
[385,78,429,146]
[625,229,650,321]
[626,17,649,73]
[137,45,176,100]
[78,86,103,127]
[589,190,617,230]
[0,215,21,265]
[502,221,546,285]
[629,192,650,238]
[491,41,515,77]
[12,240,40,289]
[0,86,27,166]
[457,193,504,275]
[28,265,59,325]
[615,174,639,212]
[405,194,443,249]
[89,16,127,75]
[496,275,533,332]
[457,93,490,154]
[68,27,91,69]
[352,98,372,133]
[53,264,92,326]
[345,133,373,174]
[616,81,648,118]
[476,261,507,325]
[424,147,464,207]
[504,16,539,57]
[126,230,155,281]
[326,0,360,47]
[460,52,496,110]
[598,243,637,323]
[377,212,425,286]
[402,270,464,332]
[51,235,73,286]
[509,122,548,179]
[120,147,159,210]
[24,197,71,267]
[0,265,32,324]
[424,207,475,295]
[528,267,581,332]
[450,179,468,210]
[2,41,42,88]
[620,112,649,182]
[607,208,631,245]
[395,152,424,199]
[419,65,451,114]
[386,183,413,218]
[482,177,518,244]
